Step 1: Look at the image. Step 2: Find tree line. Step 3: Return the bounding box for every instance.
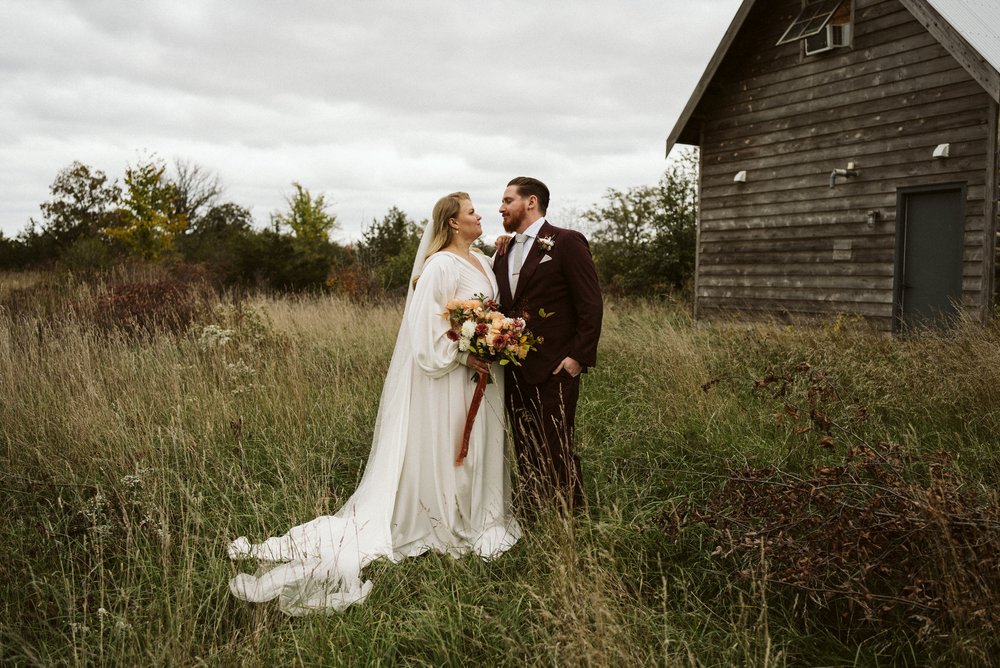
[0,151,698,299]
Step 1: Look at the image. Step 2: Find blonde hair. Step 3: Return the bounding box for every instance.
[412,191,471,287]
[427,191,469,257]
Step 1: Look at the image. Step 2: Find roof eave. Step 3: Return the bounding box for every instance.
[897,0,999,102]
[666,0,1000,159]
[665,0,760,157]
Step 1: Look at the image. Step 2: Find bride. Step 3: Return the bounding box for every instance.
[228,192,521,614]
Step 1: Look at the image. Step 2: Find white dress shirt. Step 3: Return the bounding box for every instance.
[509,216,547,288]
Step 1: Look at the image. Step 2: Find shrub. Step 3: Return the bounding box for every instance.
[92,280,207,336]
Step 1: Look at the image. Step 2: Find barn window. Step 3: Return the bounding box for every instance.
[776,0,853,55]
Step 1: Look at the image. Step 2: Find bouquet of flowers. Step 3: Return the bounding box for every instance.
[443,295,539,367]
[443,294,541,464]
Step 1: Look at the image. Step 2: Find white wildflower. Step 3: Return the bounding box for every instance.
[81,492,114,538]
[120,474,142,493]
[199,324,235,349]
[225,360,255,377]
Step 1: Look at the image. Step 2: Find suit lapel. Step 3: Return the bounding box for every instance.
[513,221,554,301]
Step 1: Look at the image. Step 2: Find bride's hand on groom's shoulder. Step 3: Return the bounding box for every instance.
[495,235,511,256]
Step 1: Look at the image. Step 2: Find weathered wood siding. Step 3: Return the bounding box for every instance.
[693,0,993,329]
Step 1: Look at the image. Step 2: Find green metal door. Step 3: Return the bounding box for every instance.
[896,185,965,329]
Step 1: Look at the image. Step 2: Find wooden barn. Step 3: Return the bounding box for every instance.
[666,0,1000,330]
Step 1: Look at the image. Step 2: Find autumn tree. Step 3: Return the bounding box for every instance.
[17,161,125,266]
[250,183,343,290]
[102,157,188,260]
[39,161,122,246]
[0,161,118,268]
[271,182,338,243]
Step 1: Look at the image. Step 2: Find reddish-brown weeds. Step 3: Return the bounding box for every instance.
[92,279,204,336]
[1,263,220,337]
[691,363,1000,648]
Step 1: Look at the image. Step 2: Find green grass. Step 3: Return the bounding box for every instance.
[1,273,998,666]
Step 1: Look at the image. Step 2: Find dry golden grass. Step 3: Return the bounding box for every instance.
[1,273,998,666]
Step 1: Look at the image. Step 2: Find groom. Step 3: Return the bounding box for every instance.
[493,176,603,515]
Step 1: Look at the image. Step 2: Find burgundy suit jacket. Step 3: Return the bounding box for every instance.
[493,221,603,385]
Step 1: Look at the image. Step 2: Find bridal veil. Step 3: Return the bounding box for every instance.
[228,223,444,614]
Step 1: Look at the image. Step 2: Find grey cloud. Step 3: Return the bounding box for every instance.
[1,0,741,240]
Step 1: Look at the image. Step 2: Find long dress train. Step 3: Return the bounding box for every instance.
[227,250,521,615]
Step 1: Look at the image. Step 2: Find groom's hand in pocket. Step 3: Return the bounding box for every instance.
[553,357,582,378]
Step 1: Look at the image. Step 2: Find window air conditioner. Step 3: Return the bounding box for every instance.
[804,23,851,55]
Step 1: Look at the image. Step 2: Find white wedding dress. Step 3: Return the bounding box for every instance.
[228,240,521,615]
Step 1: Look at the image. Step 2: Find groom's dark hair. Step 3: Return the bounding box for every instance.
[508,176,549,215]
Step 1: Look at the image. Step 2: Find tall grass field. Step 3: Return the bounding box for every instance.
[2,269,998,666]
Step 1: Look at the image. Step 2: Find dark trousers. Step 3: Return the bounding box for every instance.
[506,368,585,514]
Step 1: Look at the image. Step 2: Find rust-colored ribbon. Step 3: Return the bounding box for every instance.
[456,370,490,465]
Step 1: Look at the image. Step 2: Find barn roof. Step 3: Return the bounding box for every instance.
[924,0,1000,77]
[666,0,1000,155]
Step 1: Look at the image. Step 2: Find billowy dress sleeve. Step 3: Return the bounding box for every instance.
[409,254,463,379]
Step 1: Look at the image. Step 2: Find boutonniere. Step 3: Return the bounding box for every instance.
[536,235,555,254]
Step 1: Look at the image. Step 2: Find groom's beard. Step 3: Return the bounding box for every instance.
[502,213,523,233]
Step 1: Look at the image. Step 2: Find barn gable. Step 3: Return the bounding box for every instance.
[668,0,1000,330]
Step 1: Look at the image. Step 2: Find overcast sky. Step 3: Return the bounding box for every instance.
[1,0,741,242]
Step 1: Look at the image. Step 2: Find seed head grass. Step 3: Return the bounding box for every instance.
[2,276,998,666]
